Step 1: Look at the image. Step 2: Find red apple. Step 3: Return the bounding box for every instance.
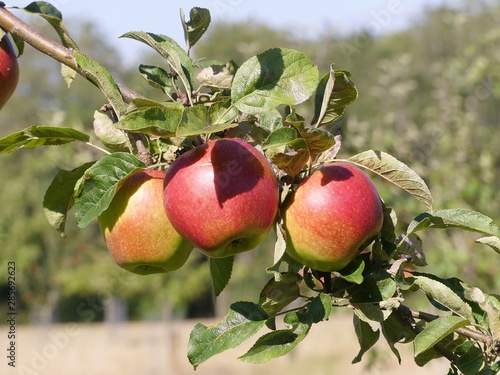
[0,34,19,111]
[282,162,383,272]
[163,138,279,258]
[98,170,192,275]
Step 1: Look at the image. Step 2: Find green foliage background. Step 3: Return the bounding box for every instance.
[0,2,499,322]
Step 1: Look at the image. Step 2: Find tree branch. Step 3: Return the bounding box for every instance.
[0,6,154,165]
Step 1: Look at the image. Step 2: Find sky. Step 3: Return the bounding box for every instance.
[12,0,462,64]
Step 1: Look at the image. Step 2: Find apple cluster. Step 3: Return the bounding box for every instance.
[99,138,383,275]
[0,34,19,111]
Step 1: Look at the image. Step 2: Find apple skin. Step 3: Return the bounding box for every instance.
[282,162,383,272]
[163,138,279,258]
[98,170,192,275]
[0,34,19,111]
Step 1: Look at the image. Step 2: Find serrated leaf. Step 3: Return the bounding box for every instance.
[476,236,500,256]
[179,105,238,136]
[197,61,237,90]
[456,343,484,375]
[270,149,309,177]
[73,153,146,228]
[23,1,79,50]
[187,302,268,369]
[239,310,312,363]
[407,209,500,237]
[209,256,234,297]
[262,127,300,150]
[121,31,194,101]
[116,105,184,137]
[139,64,172,93]
[43,162,95,236]
[413,316,469,357]
[333,257,365,284]
[74,52,127,117]
[309,293,333,323]
[412,274,475,322]
[348,150,433,210]
[232,48,319,115]
[116,105,237,138]
[0,126,89,154]
[352,315,380,363]
[396,233,427,266]
[93,111,127,150]
[463,285,500,342]
[209,99,238,125]
[180,7,211,51]
[381,314,417,364]
[266,222,295,276]
[258,109,283,131]
[312,66,358,126]
[258,273,302,315]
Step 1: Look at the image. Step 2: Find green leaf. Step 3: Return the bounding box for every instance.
[43,162,95,236]
[117,104,237,138]
[352,315,380,363]
[93,111,127,150]
[209,256,234,297]
[179,105,238,136]
[312,67,358,126]
[73,153,146,228]
[333,257,365,284]
[258,273,302,315]
[197,61,237,90]
[476,236,500,256]
[412,274,475,322]
[139,64,172,93]
[262,127,301,150]
[348,150,433,210]
[23,1,79,50]
[74,52,127,117]
[116,105,184,137]
[121,31,194,99]
[396,233,427,267]
[309,293,333,323]
[209,99,238,125]
[187,302,268,369]
[456,342,484,375]
[258,109,283,131]
[180,7,211,51]
[239,310,313,363]
[0,126,89,154]
[413,316,469,357]
[463,285,500,342]
[407,209,500,237]
[381,314,417,364]
[231,48,319,115]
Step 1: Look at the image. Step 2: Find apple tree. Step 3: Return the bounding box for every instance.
[0,3,499,374]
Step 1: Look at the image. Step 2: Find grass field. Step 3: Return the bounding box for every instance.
[3,314,449,374]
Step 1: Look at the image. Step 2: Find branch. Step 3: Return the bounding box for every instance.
[0,6,154,165]
[406,306,495,348]
[395,304,460,363]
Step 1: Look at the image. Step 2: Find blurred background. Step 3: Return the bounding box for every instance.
[0,0,499,374]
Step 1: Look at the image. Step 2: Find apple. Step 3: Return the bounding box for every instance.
[282,162,383,272]
[98,170,192,275]
[0,34,19,111]
[163,138,279,258]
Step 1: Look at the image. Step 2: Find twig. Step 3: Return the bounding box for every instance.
[0,6,154,164]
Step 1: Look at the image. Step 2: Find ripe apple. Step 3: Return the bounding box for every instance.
[98,170,192,275]
[282,162,383,272]
[163,138,279,258]
[0,34,19,111]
